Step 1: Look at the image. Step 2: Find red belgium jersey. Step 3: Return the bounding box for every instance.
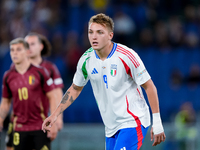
[40,60,64,89]
[2,64,55,131]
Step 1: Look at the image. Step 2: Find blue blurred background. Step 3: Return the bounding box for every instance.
[1,0,200,149]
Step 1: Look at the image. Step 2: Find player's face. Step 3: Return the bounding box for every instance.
[10,43,28,64]
[88,23,113,51]
[25,35,43,58]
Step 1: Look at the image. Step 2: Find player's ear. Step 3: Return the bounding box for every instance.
[26,48,31,56]
[39,43,44,52]
[109,32,114,40]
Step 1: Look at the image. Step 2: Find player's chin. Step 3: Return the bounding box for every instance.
[92,46,101,51]
[11,59,18,63]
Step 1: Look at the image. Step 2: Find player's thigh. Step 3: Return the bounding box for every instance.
[114,125,149,150]
[106,132,119,150]
[13,131,29,150]
[31,130,51,150]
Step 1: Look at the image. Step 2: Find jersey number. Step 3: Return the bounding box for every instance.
[18,87,28,101]
[103,75,108,89]
[13,132,20,145]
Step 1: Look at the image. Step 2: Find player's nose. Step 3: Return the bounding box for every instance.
[92,32,98,39]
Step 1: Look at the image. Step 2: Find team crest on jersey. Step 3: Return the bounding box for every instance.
[110,64,117,77]
[29,75,35,85]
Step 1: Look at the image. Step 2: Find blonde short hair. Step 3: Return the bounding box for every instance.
[89,13,114,32]
[10,38,29,49]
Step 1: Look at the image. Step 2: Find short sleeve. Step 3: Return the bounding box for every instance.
[127,51,151,85]
[40,68,55,93]
[73,56,89,87]
[2,72,12,98]
[50,63,64,88]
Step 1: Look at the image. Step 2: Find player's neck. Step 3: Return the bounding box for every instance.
[15,59,31,74]
[29,56,43,66]
[96,42,113,61]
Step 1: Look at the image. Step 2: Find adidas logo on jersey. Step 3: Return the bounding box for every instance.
[91,68,98,74]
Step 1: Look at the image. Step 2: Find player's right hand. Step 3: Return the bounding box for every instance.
[42,114,57,133]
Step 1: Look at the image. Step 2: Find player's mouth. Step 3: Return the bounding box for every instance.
[92,42,98,46]
[12,57,18,60]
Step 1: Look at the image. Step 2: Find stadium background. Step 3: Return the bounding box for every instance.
[0,0,200,149]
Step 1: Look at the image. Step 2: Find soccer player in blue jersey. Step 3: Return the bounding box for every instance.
[42,13,166,150]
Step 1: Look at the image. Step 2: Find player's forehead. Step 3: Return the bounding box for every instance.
[89,22,108,31]
[10,43,25,49]
[25,35,39,42]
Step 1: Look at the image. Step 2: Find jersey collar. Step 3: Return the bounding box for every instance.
[94,42,117,59]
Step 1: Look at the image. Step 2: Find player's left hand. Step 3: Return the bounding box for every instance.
[47,123,58,141]
[56,115,63,131]
[56,119,63,131]
[150,127,166,146]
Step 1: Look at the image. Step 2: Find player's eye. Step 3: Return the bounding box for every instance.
[98,31,103,34]
[88,31,93,34]
[17,48,22,51]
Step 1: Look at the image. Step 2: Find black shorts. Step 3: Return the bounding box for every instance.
[5,122,14,147]
[13,130,51,150]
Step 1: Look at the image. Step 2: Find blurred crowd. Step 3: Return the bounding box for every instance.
[1,0,200,74]
[1,0,200,122]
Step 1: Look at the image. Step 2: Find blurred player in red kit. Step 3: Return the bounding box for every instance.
[25,32,64,131]
[5,33,65,150]
[0,38,58,150]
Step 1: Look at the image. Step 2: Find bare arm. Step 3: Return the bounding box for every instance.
[42,83,84,132]
[46,90,57,114]
[46,89,59,141]
[57,83,83,116]
[54,87,64,130]
[141,79,159,113]
[0,97,12,131]
[141,79,166,146]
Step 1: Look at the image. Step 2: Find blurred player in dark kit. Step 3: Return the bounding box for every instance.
[0,38,57,150]
[25,32,64,131]
[5,32,64,150]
